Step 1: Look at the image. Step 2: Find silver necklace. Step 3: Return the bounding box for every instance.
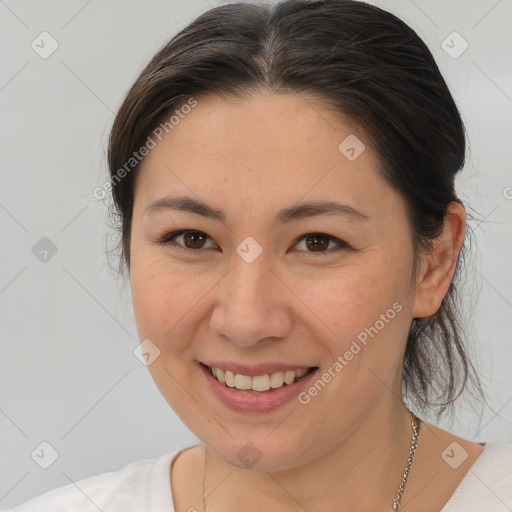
[202,415,420,512]
[393,415,420,510]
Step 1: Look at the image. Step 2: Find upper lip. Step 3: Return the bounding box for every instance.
[200,361,317,377]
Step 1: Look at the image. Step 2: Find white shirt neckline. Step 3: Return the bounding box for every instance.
[150,442,497,512]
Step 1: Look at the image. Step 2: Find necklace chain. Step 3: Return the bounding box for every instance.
[202,415,420,512]
[393,415,420,510]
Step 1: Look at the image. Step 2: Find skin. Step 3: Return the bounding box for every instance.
[129,92,484,512]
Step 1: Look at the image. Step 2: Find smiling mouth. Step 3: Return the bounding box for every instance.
[201,363,317,393]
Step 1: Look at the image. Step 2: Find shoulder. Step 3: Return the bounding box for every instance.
[442,442,512,512]
[470,443,512,490]
[6,450,181,512]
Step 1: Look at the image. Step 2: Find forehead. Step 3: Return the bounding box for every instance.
[133,92,403,223]
[143,92,370,166]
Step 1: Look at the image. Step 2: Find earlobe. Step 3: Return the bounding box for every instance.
[412,202,466,318]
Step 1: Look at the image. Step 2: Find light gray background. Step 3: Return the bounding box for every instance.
[1,0,511,508]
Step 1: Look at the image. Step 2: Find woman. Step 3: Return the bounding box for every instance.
[9,0,511,511]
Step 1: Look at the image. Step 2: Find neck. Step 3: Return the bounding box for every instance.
[203,399,417,512]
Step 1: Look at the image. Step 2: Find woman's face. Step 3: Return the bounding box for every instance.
[129,92,422,470]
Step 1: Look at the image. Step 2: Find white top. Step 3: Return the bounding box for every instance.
[5,443,512,511]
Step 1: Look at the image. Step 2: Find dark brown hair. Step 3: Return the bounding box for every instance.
[107,0,485,421]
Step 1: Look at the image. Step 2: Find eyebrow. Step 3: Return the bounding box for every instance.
[144,195,370,223]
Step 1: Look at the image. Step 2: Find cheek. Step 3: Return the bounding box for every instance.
[130,259,208,414]
[130,258,206,353]
[293,255,411,391]
[292,264,410,420]
[294,260,404,341]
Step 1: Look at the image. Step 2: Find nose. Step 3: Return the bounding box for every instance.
[210,251,293,347]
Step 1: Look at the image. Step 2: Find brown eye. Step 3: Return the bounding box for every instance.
[182,231,208,249]
[305,234,330,252]
[158,230,217,252]
[294,233,347,254]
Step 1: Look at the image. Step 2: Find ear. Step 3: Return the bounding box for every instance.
[412,202,466,318]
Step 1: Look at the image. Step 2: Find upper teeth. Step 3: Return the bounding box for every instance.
[209,367,310,392]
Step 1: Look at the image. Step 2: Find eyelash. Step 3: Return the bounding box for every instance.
[155,230,350,255]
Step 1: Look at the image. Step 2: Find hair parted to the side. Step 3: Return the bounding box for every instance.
[106,0,486,422]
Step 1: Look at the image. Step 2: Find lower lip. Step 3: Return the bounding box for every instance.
[199,363,318,413]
